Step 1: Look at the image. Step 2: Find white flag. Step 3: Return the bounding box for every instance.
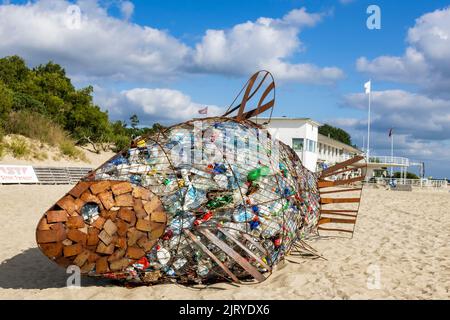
[364,80,371,94]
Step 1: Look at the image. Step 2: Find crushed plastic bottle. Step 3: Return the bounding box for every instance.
[212,163,227,174]
[213,174,229,189]
[205,194,233,209]
[197,260,212,277]
[110,156,128,166]
[173,257,187,270]
[157,247,171,266]
[81,203,100,221]
[169,212,195,234]
[232,206,254,222]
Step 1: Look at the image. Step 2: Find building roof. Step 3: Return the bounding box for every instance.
[251,117,322,127]
[318,133,362,154]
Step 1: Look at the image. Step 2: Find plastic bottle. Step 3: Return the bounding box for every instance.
[232,206,254,223]
[172,257,187,270]
[213,163,227,174]
[81,203,99,221]
[205,194,233,209]
[157,247,171,266]
[213,174,229,189]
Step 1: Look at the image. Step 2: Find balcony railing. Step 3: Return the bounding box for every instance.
[366,156,410,166]
[368,177,448,189]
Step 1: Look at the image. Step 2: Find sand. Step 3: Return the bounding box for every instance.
[0,184,448,300]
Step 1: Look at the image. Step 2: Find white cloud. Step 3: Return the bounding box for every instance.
[326,118,450,176]
[342,90,450,141]
[95,87,223,124]
[0,1,343,84]
[0,0,190,81]
[353,7,450,176]
[191,8,344,83]
[357,7,450,95]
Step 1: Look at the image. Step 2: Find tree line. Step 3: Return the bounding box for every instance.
[0,55,161,152]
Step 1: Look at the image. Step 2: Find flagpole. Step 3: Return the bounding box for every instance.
[367,79,371,161]
[390,130,394,180]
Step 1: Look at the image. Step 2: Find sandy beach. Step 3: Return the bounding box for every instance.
[0,184,448,300]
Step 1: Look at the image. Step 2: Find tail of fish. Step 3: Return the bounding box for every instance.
[316,156,367,238]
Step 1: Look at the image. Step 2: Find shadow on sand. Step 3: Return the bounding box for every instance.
[0,247,113,289]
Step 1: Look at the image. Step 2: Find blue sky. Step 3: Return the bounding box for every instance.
[1,0,450,177]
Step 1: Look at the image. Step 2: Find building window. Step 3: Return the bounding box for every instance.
[292,138,304,151]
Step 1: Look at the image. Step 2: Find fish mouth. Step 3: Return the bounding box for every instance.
[35,180,167,277]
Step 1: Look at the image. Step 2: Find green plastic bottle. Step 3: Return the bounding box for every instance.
[206,194,233,209]
[247,166,270,181]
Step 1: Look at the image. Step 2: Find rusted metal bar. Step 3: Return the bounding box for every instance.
[321,197,361,204]
[320,156,364,177]
[321,166,361,178]
[321,209,358,213]
[317,227,354,233]
[237,73,259,121]
[318,176,364,188]
[198,228,266,282]
[184,229,240,283]
[320,212,358,218]
[219,228,271,271]
[319,218,356,225]
[319,187,363,195]
[241,233,268,254]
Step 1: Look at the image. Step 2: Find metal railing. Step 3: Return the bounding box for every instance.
[32,166,93,184]
[367,156,410,166]
[367,177,448,189]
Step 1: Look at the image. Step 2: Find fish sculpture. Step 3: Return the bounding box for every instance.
[35,71,366,285]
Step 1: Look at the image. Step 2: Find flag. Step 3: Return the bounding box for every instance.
[388,128,393,137]
[198,107,208,115]
[364,80,371,94]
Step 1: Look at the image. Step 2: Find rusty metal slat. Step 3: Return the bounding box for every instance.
[319,218,356,225]
[320,212,358,218]
[318,227,354,234]
[241,233,267,254]
[318,176,364,188]
[321,166,361,178]
[321,197,361,204]
[320,188,363,195]
[320,156,364,177]
[321,209,358,213]
[219,228,271,271]
[184,229,240,283]
[198,228,266,282]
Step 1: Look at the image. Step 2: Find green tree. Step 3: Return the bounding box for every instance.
[130,114,139,129]
[393,171,419,179]
[0,55,147,151]
[0,56,30,91]
[319,124,352,145]
[0,80,13,123]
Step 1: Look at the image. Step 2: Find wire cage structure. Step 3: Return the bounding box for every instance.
[35,71,366,285]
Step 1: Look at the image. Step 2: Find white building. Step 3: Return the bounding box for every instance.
[252,117,362,172]
[317,133,362,168]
